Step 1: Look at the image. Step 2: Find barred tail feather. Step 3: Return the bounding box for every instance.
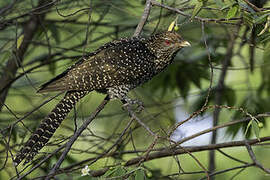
[14,91,88,166]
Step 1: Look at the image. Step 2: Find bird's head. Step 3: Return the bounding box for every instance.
[146,31,190,58]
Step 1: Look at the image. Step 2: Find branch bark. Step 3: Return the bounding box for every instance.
[133,0,152,37]
[125,136,270,166]
[245,141,270,174]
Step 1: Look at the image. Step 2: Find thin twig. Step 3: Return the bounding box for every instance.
[245,141,270,174]
[151,1,242,25]
[217,149,248,165]
[242,0,261,12]
[125,136,270,166]
[201,21,213,108]
[173,109,267,147]
[133,0,152,37]
[200,163,255,180]
[125,106,157,137]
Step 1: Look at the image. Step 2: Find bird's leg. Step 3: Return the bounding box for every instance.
[121,96,144,112]
[107,86,144,112]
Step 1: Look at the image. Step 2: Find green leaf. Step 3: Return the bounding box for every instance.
[259,32,270,43]
[254,13,269,24]
[258,15,270,36]
[220,2,237,10]
[168,20,176,32]
[135,169,145,180]
[114,166,126,177]
[214,0,225,8]
[227,5,238,19]
[77,176,98,180]
[103,168,118,177]
[243,12,254,27]
[0,51,11,63]
[191,2,204,20]
[17,34,24,49]
[251,120,260,140]
[103,166,127,178]
[244,120,252,136]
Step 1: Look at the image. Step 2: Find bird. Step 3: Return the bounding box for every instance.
[14,31,190,165]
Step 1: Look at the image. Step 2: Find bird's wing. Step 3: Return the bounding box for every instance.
[38,39,155,93]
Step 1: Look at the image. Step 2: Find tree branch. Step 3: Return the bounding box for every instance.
[245,141,270,174]
[133,0,152,37]
[45,95,110,179]
[125,136,270,166]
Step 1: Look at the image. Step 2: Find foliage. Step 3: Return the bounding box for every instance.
[0,0,270,179]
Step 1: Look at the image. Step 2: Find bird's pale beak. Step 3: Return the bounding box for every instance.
[179,40,191,47]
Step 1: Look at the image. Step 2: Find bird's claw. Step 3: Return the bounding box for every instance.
[135,101,144,113]
[122,99,144,113]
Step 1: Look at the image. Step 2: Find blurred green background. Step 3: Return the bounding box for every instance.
[0,0,270,179]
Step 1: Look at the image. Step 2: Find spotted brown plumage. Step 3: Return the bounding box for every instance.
[14,31,190,165]
[14,91,88,165]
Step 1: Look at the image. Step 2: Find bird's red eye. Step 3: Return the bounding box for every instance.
[165,40,171,46]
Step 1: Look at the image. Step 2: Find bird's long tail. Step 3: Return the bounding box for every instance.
[14,91,88,166]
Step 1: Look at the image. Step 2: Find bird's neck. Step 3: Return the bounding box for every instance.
[154,53,176,73]
[144,37,163,56]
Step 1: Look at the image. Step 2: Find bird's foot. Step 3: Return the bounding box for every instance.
[122,99,144,113]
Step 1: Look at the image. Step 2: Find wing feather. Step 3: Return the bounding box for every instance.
[38,37,155,93]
